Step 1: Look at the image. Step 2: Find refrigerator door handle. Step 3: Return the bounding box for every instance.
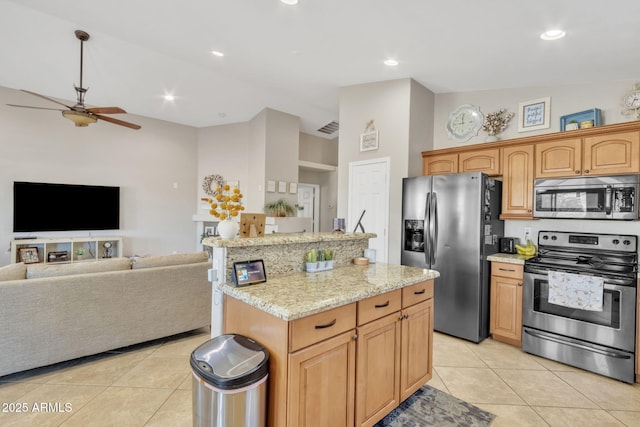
[430,192,438,264]
[424,192,431,265]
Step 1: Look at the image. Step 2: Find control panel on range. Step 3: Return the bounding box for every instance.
[538,231,637,252]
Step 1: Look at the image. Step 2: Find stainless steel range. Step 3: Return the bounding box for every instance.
[523,231,638,383]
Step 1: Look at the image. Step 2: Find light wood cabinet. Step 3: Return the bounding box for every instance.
[423,153,457,175]
[500,144,534,219]
[224,280,434,427]
[459,148,500,175]
[536,132,640,178]
[355,281,433,427]
[489,262,524,347]
[423,149,499,176]
[289,330,356,427]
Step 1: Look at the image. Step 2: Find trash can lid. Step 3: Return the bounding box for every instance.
[190,334,269,390]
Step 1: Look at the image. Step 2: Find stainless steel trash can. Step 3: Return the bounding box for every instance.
[191,334,269,427]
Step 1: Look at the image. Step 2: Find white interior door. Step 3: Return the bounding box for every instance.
[348,158,390,262]
[297,183,319,232]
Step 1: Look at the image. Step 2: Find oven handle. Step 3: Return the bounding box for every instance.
[524,329,632,360]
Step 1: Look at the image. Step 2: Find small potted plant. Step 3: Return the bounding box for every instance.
[316,248,326,269]
[566,120,579,131]
[305,249,318,271]
[74,248,85,261]
[264,199,296,217]
[324,248,334,269]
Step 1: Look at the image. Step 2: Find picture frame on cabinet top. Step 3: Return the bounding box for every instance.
[518,97,550,132]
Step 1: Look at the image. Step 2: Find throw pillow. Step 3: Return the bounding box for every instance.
[132,252,209,269]
[0,262,27,281]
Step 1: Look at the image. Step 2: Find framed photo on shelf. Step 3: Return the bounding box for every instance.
[360,130,379,151]
[19,247,39,264]
[204,226,216,236]
[518,97,551,132]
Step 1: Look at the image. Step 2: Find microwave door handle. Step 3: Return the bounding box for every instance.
[424,192,431,265]
[605,185,613,215]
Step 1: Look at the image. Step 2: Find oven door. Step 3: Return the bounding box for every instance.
[523,271,636,351]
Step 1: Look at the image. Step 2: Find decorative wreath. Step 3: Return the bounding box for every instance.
[202,174,225,197]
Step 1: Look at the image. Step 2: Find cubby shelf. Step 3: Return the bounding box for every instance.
[11,237,123,264]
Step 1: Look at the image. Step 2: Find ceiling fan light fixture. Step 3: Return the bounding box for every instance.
[62,110,97,127]
[280,0,298,5]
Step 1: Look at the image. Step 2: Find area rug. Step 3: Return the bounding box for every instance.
[375,385,495,427]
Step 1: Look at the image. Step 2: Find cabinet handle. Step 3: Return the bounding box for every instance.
[498,268,515,272]
[353,334,358,341]
[575,170,580,174]
[374,300,390,308]
[527,209,532,213]
[399,315,405,321]
[404,314,409,319]
[314,319,337,329]
[414,289,426,295]
[518,282,523,286]
[584,169,590,174]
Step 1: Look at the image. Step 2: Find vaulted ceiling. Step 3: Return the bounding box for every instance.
[2,0,638,138]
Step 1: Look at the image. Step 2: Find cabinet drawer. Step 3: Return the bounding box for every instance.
[491,262,524,279]
[402,280,434,308]
[289,303,356,352]
[357,289,401,326]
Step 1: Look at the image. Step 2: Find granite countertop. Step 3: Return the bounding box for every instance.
[487,253,533,265]
[203,231,377,248]
[218,263,439,321]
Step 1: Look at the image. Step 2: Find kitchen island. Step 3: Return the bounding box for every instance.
[222,264,438,427]
[204,232,439,427]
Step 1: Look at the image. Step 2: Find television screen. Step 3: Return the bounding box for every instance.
[13,181,120,232]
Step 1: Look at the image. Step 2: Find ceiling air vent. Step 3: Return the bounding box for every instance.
[317,121,339,135]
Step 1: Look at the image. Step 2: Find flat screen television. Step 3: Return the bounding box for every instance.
[13,181,120,232]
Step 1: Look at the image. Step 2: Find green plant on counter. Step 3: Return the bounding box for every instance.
[306,249,317,263]
[264,199,296,217]
[324,248,334,261]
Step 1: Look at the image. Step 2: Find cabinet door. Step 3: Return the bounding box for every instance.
[490,275,523,347]
[500,144,534,219]
[288,330,356,427]
[423,153,458,176]
[356,313,401,427]
[535,138,582,178]
[399,299,433,401]
[583,131,640,176]
[459,148,500,176]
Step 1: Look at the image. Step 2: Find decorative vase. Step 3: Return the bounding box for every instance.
[217,219,238,240]
[485,135,499,142]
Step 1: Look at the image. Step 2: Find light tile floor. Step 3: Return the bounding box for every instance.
[2,329,640,426]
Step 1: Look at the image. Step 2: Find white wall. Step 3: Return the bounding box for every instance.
[0,86,199,265]
[338,78,435,264]
[408,79,436,176]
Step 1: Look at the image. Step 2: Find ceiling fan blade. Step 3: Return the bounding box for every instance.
[20,89,74,109]
[6,104,66,112]
[87,107,127,114]
[94,113,141,130]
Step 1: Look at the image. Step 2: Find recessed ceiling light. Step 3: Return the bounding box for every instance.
[280,0,298,5]
[211,50,225,57]
[164,94,175,101]
[384,59,399,67]
[540,29,566,41]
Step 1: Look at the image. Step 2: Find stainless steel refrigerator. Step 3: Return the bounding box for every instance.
[401,172,503,343]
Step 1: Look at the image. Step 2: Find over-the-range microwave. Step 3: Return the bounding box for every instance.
[533,174,638,220]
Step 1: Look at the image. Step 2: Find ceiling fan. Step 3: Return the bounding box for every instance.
[7,30,141,130]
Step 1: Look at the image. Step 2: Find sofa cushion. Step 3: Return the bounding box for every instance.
[0,262,27,281]
[132,252,209,269]
[26,258,132,279]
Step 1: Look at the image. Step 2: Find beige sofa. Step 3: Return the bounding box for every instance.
[0,252,212,377]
